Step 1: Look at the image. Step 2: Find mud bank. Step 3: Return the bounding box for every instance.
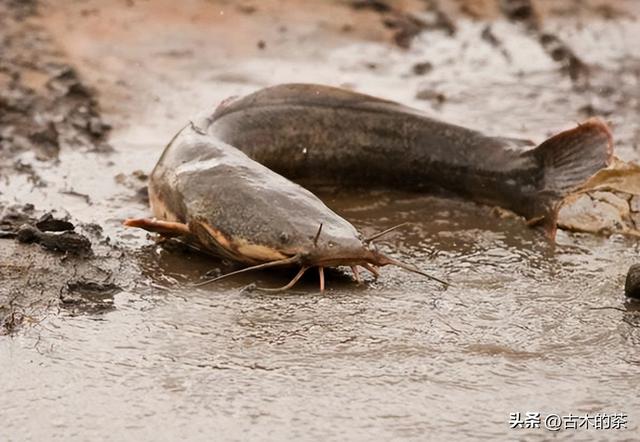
[0,1,125,332]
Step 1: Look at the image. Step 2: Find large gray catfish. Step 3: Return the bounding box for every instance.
[125,84,612,289]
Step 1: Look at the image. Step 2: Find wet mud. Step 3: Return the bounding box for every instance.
[2,0,640,440]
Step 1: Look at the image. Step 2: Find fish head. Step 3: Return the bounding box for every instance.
[296,225,380,268]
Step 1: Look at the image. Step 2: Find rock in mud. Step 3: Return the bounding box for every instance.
[4,208,91,255]
[17,224,93,255]
[591,192,630,219]
[36,212,75,232]
[625,264,640,300]
[557,193,625,234]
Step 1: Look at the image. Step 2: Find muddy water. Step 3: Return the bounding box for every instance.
[2,0,640,440]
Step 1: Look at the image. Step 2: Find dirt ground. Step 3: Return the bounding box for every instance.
[1,0,640,440]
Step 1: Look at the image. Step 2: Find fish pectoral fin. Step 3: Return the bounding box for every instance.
[123,218,190,237]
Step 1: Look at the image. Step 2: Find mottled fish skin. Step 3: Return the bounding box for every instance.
[207,83,613,227]
[148,124,374,266]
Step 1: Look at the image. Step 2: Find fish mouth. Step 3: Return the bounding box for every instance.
[301,248,380,268]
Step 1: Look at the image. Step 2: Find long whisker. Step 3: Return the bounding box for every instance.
[364,222,409,243]
[192,255,300,287]
[259,266,309,292]
[381,255,450,287]
[362,263,380,279]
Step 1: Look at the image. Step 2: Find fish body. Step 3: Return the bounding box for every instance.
[208,84,613,231]
[125,83,614,288]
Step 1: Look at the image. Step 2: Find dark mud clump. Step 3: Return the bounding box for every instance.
[35,212,75,232]
[625,264,640,300]
[17,224,92,255]
[0,204,133,335]
[0,205,89,256]
[60,280,121,315]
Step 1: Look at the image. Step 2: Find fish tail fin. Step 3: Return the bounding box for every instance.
[529,118,613,237]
